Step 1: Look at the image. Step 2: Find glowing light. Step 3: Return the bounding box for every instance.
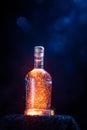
[25,109,54,116]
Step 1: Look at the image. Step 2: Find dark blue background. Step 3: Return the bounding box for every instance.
[1,0,87,129]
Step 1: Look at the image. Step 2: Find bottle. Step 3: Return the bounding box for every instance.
[24,46,53,116]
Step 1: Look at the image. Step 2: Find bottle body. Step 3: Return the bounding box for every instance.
[25,68,52,115]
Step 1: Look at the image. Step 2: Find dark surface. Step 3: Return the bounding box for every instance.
[0,114,80,130]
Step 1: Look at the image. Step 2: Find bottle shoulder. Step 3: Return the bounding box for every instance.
[26,68,52,80]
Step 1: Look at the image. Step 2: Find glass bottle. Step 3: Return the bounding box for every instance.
[24,46,53,116]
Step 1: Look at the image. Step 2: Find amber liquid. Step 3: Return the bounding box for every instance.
[24,46,53,115]
[25,68,52,111]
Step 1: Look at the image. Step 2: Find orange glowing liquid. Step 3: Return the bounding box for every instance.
[25,68,52,115]
[24,46,54,116]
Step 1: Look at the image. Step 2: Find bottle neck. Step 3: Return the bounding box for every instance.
[34,46,44,69]
[34,56,44,69]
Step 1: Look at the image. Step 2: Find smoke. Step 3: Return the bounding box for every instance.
[35,0,45,4]
[16,17,31,32]
[16,0,87,56]
[15,0,87,104]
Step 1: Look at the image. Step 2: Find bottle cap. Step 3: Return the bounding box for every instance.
[34,46,44,57]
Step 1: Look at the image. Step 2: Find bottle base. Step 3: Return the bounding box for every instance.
[24,109,54,116]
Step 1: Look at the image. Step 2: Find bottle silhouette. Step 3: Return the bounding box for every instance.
[24,46,53,116]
